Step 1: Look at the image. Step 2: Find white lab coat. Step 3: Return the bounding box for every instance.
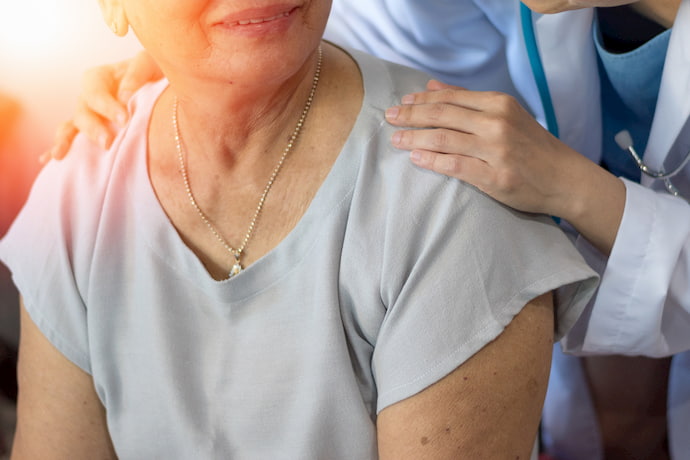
[509,3,690,458]
[324,0,523,97]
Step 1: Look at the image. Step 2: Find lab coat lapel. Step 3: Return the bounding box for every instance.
[642,0,690,182]
[533,9,602,163]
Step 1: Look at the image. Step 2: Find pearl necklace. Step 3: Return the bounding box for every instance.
[173,46,322,279]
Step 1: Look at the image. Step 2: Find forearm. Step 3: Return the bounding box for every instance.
[551,151,627,256]
[631,0,681,28]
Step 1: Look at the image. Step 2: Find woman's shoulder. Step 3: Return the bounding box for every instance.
[0,80,163,268]
[348,47,431,108]
[31,79,163,210]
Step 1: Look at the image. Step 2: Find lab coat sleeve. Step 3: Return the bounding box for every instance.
[562,179,690,357]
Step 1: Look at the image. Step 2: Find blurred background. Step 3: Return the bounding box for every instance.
[0,0,141,455]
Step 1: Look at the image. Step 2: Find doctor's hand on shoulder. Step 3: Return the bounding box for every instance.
[43,50,161,162]
[45,32,628,258]
[386,79,627,256]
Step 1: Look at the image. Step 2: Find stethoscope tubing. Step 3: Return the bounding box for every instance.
[520,3,689,203]
[520,3,559,138]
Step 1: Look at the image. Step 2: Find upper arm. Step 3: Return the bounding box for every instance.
[376,292,554,459]
[11,298,116,460]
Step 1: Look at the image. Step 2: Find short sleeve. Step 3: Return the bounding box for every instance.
[371,180,599,412]
[0,135,112,374]
[0,79,175,377]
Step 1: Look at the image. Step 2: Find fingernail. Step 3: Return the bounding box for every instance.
[391,132,401,146]
[410,150,422,162]
[385,107,399,120]
[401,94,415,104]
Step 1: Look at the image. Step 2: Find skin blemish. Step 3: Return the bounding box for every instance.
[420,436,430,445]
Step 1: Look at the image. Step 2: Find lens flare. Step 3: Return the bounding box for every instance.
[0,0,65,61]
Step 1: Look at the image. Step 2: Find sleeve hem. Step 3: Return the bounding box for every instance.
[20,293,92,375]
[376,266,598,413]
[578,180,690,355]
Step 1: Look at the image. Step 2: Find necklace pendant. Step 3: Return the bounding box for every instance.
[173,47,322,284]
[229,262,243,278]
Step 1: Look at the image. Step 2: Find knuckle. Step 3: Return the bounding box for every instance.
[429,129,450,150]
[485,114,513,141]
[487,92,519,114]
[484,91,504,104]
[495,169,519,193]
[437,154,462,175]
[436,88,457,102]
[426,103,447,123]
[484,116,505,138]
[55,120,76,139]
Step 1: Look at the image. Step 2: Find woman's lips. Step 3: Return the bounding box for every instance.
[214,5,299,27]
[236,11,291,25]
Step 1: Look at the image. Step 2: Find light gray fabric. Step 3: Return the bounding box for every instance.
[0,49,598,459]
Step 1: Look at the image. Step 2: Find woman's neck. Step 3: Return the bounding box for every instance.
[163,47,322,173]
[631,0,681,28]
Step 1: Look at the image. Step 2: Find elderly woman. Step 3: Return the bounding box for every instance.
[0,0,598,458]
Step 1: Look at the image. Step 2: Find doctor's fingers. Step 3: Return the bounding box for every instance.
[409,145,563,215]
[55,64,132,155]
[385,98,499,138]
[41,121,79,163]
[408,148,498,192]
[72,102,118,152]
[81,62,131,127]
[388,103,530,166]
[391,127,493,161]
[397,84,525,118]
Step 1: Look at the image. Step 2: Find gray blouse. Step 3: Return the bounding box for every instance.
[0,48,598,459]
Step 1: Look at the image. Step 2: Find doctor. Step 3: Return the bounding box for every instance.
[37,0,690,458]
[386,0,689,458]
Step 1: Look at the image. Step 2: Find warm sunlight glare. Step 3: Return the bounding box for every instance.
[0,0,65,60]
[0,0,139,143]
